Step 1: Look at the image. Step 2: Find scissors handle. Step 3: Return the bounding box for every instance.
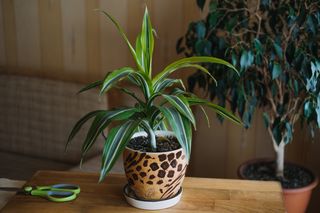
[51,184,81,195]
[30,190,76,202]
[36,184,80,195]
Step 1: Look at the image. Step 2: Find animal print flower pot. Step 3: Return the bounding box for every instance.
[123,131,188,201]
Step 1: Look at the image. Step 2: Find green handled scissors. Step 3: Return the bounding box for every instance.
[22,184,81,202]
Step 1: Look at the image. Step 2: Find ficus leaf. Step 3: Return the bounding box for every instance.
[273,43,283,60]
[272,63,282,79]
[196,0,206,11]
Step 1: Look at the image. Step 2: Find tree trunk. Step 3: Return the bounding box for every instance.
[275,141,285,178]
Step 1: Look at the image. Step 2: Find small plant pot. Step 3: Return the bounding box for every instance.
[238,158,318,213]
[122,131,188,208]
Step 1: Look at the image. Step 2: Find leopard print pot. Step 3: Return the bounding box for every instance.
[123,131,188,200]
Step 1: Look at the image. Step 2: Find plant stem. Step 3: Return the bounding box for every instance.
[268,127,285,178]
[150,130,157,151]
[275,141,285,178]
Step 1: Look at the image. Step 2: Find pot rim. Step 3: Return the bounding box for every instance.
[238,157,319,193]
[125,130,183,155]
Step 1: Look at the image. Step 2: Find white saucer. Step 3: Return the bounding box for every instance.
[123,184,182,210]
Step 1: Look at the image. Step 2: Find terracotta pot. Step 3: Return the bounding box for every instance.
[123,131,188,200]
[238,158,318,213]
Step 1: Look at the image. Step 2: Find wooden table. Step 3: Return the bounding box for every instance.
[2,170,285,212]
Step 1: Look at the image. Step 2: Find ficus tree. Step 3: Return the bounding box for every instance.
[178,0,320,178]
[66,7,241,182]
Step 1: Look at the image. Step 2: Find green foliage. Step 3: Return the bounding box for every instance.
[66,7,241,181]
[178,0,320,147]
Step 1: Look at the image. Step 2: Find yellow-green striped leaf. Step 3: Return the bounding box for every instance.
[128,71,152,99]
[160,107,192,162]
[78,80,103,94]
[80,108,138,160]
[154,78,186,93]
[66,110,104,150]
[153,56,238,86]
[100,120,141,181]
[100,67,135,95]
[162,94,196,127]
[139,7,154,76]
[187,96,242,125]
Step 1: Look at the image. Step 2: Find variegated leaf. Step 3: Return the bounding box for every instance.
[100,120,141,181]
[100,67,135,95]
[159,107,192,162]
[162,94,196,127]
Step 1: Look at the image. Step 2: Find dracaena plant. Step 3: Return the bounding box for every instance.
[178,0,320,178]
[66,7,241,182]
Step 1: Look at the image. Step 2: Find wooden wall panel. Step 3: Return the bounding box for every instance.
[61,0,87,74]
[85,0,101,82]
[190,108,229,178]
[99,0,129,75]
[14,0,41,70]
[0,1,6,65]
[2,0,17,68]
[38,0,63,77]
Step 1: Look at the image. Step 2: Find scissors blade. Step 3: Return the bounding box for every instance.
[0,187,26,194]
[0,187,21,192]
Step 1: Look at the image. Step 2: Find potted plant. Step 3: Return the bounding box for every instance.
[178,0,320,212]
[66,7,241,210]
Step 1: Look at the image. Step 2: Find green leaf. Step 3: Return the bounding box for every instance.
[170,87,189,96]
[307,15,316,34]
[226,16,237,32]
[293,80,299,96]
[273,43,283,60]
[135,33,144,71]
[240,50,254,70]
[231,52,237,66]
[115,86,145,106]
[240,50,248,70]
[162,94,196,127]
[208,11,221,27]
[316,95,320,127]
[81,108,138,159]
[128,71,152,99]
[100,67,135,95]
[304,101,312,118]
[254,38,262,53]
[283,122,293,144]
[155,120,168,131]
[186,96,242,125]
[66,110,104,150]
[195,22,206,39]
[97,10,143,72]
[160,107,192,162]
[78,80,103,94]
[154,78,186,93]
[209,1,217,12]
[139,7,154,76]
[196,0,206,10]
[195,40,212,56]
[100,120,141,181]
[262,112,270,128]
[199,105,210,127]
[153,56,237,86]
[272,63,282,79]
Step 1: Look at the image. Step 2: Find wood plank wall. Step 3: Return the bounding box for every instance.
[0,0,319,210]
